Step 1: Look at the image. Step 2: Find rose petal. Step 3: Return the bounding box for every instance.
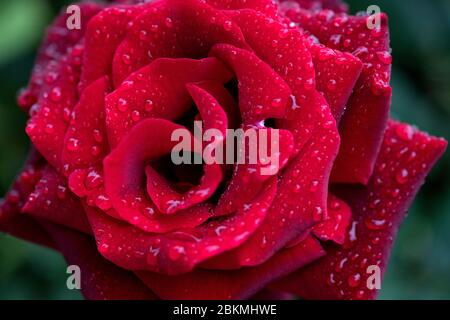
[0,150,53,248]
[202,11,340,268]
[312,193,352,244]
[18,3,101,111]
[40,222,157,300]
[207,0,279,18]
[62,76,111,174]
[25,44,85,171]
[111,1,182,87]
[22,165,92,234]
[214,127,294,216]
[80,6,139,91]
[168,0,249,58]
[105,57,233,147]
[211,44,291,124]
[271,120,447,299]
[145,83,228,214]
[284,8,392,184]
[136,235,324,299]
[86,179,277,275]
[279,0,348,13]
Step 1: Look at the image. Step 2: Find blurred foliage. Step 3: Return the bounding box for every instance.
[0,0,449,299]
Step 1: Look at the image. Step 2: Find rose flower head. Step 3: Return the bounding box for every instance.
[1,0,447,300]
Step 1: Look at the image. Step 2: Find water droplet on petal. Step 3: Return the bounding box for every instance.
[168,246,185,261]
[395,168,409,184]
[364,217,386,230]
[376,51,392,65]
[66,138,80,152]
[347,273,361,287]
[117,98,128,112]
[50,87,62,102]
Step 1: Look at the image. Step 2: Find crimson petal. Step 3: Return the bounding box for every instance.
[86,179,277,275]
[80,6,139,91]
[18,3,101,111]
[105,57,233,147]
[22,165,92,234]
[310,43,363,122]
[111,1,182,87]
[211,44,291,124]
[63,76,111,174]
[206,0,279,18]
[25,44,84,171]
[41,222,157,300]
[271,120,447,299]
[279,0,348,13]
[312,193,352,245]
[284,8,392,184]
[0,150,53,248]
[168,0,248,58]
[137,235,324,299]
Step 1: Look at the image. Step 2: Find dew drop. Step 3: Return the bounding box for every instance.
[271,98,283,108]
[313,206,323,221]
[223,20,233,31]
[66,138,80,152]
[310,180,319,192]
[91,146,101,156]
[96,194,111,211]
[85,170,103,189]
[347,273,361,288]
[117,98,128,112]
[376,51,392,65]
[131,110,141,122]
[395,168,409,184]
[165,17,173,28]
[364,217,386,230]
[99,243,109,253]
[327,79,337,91]
[56,185,67,199]
[395,124,414,141]
[168,246,185,261]
[121,54,131,65]
[45,124,55,134]
[145,99,154,112]
[50,87,62,102]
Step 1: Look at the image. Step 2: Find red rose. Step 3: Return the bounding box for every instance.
[1,0,447,300]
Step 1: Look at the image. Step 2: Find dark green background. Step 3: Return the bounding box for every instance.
[0,0,449,299]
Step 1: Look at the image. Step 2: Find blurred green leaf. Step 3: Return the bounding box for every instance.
[0,0,51,65]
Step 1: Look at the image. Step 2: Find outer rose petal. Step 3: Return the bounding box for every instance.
[136,235,324,300]
[18,3,102,111]
[283,8,392,184]
[206,0,279,18]
[25,43,85,171]
[279,0,348,13]
[22,165,92,234]
[40,222,157,300]
[0,149,54,248]
[271,120,447,300]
